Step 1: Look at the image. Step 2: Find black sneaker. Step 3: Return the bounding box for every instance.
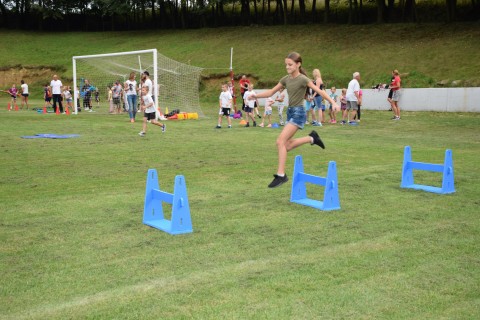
[245,122,250,127]
[268,174,288,188]
[253,121,257,127]
[309,131,325,149]
[215,125,221,129]
[257,115,262,119]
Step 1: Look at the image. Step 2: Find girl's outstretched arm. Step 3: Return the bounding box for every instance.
[309,81,337,107]
[251,83,284,100]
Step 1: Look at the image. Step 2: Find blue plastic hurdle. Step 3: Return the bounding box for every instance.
[143,169,193,235]
[401,146,455,194]
[290,155,340,211]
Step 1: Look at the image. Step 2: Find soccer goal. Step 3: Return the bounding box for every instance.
[72,49,204,116]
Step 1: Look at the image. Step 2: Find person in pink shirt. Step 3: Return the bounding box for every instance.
[389,70,402,120]
[3,84,19,110]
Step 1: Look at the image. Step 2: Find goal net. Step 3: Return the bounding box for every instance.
[72,49,204,116]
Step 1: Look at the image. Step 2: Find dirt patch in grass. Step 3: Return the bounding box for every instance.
[0,66,66,91]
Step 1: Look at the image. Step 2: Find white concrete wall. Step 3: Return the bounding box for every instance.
[361,88,480,112]
[255,88,480,112]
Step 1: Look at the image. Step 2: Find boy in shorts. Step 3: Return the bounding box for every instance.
[216,83,233,128]
[138,87,166,137]
[242,84,259,127]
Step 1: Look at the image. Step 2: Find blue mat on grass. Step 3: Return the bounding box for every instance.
[21,133,80,139]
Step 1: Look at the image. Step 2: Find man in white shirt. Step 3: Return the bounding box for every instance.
[50,74,64,113]
[142,71,153,98]
[345,72,361,124]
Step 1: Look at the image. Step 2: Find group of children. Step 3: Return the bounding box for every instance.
[216,82,361,129]
[2,80,29,110]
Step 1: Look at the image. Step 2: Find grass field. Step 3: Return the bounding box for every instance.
[1,23,480,99]
[1,102,479,318]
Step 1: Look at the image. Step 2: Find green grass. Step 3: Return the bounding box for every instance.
[1,103,479,319]
[1,23,480,102]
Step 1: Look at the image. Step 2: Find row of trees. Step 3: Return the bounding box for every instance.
[0,0,478,31]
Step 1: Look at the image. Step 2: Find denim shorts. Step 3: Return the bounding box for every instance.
[305,100,315,110]
[286,106,306,129]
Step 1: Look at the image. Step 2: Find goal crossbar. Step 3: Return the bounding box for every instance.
[73,49,158,115]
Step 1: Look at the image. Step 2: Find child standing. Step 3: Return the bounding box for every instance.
[248,52,339,188]
[242,84,259,127]
[305,85,320,126]
[275,87,286,125]
[228,82,236,110]
[138,87,166,137]
[75,87,81,112]
[259,97,274,127]
[216,83,233,128]
[43,84,52,110]
[20,80,29,110]
[5,84,18,110]
[340,88,347,124]
[95,89,100,108]
[62,86,73,113]
[327,87,339,123]
[112,81,123,114]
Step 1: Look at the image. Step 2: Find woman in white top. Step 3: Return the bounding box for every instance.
[125,72,138,123]
[20,80,29,109]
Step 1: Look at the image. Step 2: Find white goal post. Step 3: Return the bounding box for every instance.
[72,49,204,116]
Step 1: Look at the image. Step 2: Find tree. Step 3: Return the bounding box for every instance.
[377,0,385,23]
[446,0,457,22]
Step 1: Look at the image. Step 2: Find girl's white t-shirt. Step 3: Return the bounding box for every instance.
[21,83,28,94]
[63,90,72,100]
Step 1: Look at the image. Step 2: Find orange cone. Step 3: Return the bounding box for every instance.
[65,107,70,115]
[43,106,47,114]
[55,106,60,115]
[14,104,19,111]
[7,103,10,111]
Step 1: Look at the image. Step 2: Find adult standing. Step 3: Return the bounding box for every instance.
[345,72,361,124]
[50,74,63,113]
[125,72,138,123]
[239,75,251,110]
[387,70,395,111]
[81,79,93,112]
[389,70,402,120]
[20,80,29,110]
